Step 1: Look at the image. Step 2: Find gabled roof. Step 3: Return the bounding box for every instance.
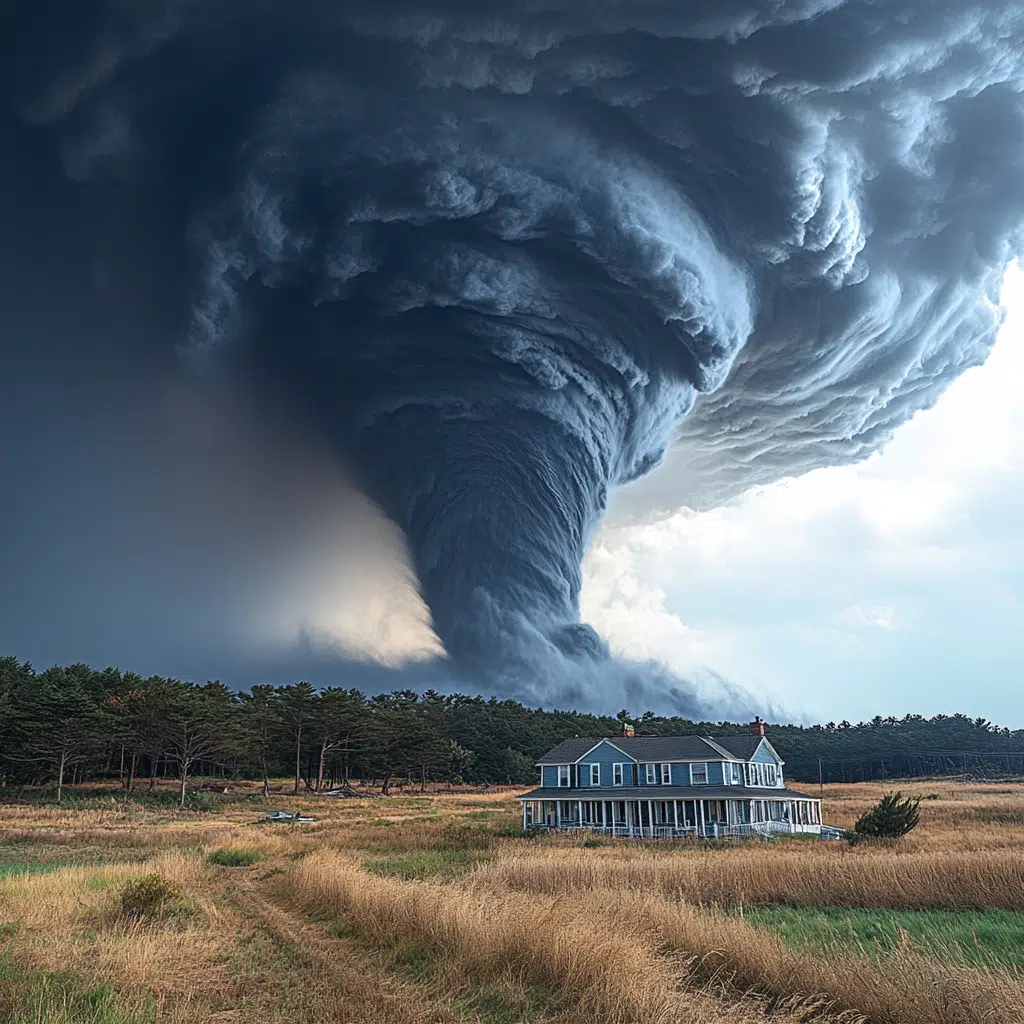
[536,738,607,765]
[536,734,765,765]
[712,735,765,760]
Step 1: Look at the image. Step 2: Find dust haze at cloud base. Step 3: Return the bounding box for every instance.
[1,1,1022,716]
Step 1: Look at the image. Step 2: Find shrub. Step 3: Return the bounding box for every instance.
[852,791,921,841]
[118,874,180,919]
[206,847,265,867]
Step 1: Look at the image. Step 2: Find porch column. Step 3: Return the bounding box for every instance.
[626,800,632,835]
[673,801,679,830]
[698,799,706,837]
[578,800,584,827]
[648,800,655,837]
[602,801,607,828]
[556,801,561,828]
[522,803,527,828]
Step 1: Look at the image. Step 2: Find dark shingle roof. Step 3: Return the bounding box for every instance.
[537,735,768,765]
[517,785,815,801]
[536,738,603,765]
[712,735,765,760]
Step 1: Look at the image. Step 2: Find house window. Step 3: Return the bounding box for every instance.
[613,763,623,786]
[691,763,708,785]
[730,763,741,785]
[590,763,600,786]
[660,763,672,785]
[557,765,570,787]
[765,764,777,786]
[645,763,657,785]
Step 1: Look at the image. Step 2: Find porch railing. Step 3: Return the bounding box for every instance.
[528,819,822,840]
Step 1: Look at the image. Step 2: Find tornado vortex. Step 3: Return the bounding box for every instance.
[3,1,1023,707]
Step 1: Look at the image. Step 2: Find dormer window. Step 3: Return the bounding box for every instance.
[645,763,657,784]
[765,764,777,786]
[590,763,601,785]
[730,763,741,785]
[660,763,672,785]
[613,763,623,786]
[690,763,708,785]
[558,765,570,787]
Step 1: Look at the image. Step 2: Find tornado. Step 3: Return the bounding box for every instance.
[2,1,1023,705]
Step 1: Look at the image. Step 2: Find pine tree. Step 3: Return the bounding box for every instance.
[853,791,921,839]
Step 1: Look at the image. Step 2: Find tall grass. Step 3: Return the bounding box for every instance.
[477,845,1024,910]
[284,852,1024,1024]
[283,850,822,1024]
[644,893,1024,1024]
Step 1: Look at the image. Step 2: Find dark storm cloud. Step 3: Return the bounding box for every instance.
[1,1,1022,713]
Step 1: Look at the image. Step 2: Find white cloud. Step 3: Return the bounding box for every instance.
[583,263,1024,724]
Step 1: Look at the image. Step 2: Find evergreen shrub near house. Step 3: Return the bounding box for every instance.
[852,791,921,842]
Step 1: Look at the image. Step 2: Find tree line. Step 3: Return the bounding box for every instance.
[2,656,1023,803]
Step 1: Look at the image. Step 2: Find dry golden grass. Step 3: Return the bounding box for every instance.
[283,848,845,1024]
[476,844,1024,911]
[3,778,1024,1023]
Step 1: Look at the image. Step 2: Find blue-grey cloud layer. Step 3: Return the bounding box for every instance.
[1,1,1022,708]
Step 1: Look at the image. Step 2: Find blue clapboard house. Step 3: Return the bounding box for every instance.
[517,719,822,839]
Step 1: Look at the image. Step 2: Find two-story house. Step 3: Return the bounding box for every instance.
[517,719,822,838]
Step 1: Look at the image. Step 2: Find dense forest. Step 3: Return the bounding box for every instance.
[3,656,1024,803]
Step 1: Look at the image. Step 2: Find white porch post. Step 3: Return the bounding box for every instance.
[698,799,706,837]
[556,801,561,828]
[648,800,655,837]
[522,803,527,828]
[578,799,584,827]
[602,801,607,829]
[673,800,679,830]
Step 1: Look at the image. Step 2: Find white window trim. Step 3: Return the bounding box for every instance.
[590,763,601,786]
[557,765,570,788]
[644,763,657,785]
[613,763,623,786]
[730,762,741,785]
[660,763,671,785]
[690,762,708,785]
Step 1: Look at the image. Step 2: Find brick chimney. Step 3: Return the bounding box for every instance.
[621,723,635,737]
[749,716,766,737]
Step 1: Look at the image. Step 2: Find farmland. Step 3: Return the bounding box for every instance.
[2,780,1023,1023]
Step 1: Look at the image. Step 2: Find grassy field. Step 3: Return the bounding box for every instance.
[1,779,1023,1023]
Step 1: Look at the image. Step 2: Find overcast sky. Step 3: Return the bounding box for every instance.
[584,263,1024,727]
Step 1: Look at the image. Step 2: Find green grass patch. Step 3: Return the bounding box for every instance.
[0,861,71,879]
[745,906,1024,968]
[364,848,486,881]
[206,846,266,867]
[454,982,549,1023]
[0,951,156,1023]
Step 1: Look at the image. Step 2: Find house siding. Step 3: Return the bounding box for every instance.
[627,760,732,787]
[578,741,633,788]
[752,743,779,765]
[541,765,561,788]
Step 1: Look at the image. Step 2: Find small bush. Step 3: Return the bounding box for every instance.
[494,825,541,840]
[852,791,921,842]
[118,874,179,920]
[206,847,265,867]
[582,838,603,849]
[439,822,496,850]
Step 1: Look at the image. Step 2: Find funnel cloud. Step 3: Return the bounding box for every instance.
[1,2,1022,714]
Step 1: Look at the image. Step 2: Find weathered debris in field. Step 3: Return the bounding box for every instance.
[263,809,319,823]
[323,785,377,798]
